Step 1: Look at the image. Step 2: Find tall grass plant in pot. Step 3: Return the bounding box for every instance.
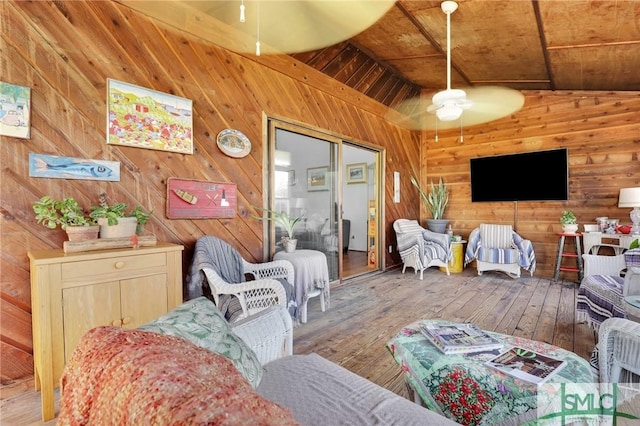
[410,176,449,233]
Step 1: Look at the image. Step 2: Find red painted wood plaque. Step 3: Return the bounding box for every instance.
[166,178,237,219]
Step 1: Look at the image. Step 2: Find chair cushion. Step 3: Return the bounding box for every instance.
[576,275,626,330]
[477,247,519,264]
[138,297,263,388]
[58,326,297,425]
[480,224,513,249]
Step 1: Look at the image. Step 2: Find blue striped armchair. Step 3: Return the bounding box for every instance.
[464,224,536,279]
[393,219,451,280]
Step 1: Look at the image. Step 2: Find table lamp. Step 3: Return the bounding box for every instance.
[618,187,640,235]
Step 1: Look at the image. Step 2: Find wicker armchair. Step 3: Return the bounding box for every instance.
[464,224,536,279]
[393,219,451,280]
[202,259,293,321]
[597,317,640,383]
[186,236,296,323]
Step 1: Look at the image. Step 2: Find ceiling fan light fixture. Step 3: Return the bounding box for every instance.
[435,103,463,121]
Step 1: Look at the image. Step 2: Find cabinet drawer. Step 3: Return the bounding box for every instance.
[61,253,166,281]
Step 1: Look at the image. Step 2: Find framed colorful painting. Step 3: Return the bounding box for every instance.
[0,81,31,139]
[107,79,193,154]
[166,178,237,219]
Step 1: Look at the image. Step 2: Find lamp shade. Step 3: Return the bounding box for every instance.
[618,187,640,207]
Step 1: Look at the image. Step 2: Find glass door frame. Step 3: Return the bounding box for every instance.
[263,115,385,283]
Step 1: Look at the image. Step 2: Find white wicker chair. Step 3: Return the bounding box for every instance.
[597,317,640,383]
[465,224,536,279]
[203,258,294,322]
[393,219,450,280]
[231,304,293,365]
[187,235,296,323]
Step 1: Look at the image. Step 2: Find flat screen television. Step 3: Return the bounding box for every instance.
[470,148,568,202]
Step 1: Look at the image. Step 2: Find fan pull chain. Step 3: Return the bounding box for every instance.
[459,117,464,143]
[435,117,439,142]
[239,0,245,22]
[256,1,261,56]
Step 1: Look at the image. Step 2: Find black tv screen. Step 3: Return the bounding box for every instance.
[470,148,568,202]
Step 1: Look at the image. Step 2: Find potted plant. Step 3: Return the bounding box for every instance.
[32,196,99,241]
[560,210,578,234]
[410,175,449,233]
[253,206,304,252]
[90,193,152,239]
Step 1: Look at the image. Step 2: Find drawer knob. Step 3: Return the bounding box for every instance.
[122,316,132,326]
[111,319,122,326]
[114,261,125,269]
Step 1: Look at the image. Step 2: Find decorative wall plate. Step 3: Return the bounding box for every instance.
[216,129,251,158]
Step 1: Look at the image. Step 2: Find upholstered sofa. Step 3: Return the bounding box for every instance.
[58,297,457,425]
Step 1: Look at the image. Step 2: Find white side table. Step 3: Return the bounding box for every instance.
[274,249,330,323]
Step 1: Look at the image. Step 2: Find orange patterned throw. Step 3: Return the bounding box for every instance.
[58,326,299,425]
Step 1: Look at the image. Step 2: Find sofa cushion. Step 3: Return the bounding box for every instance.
[258,353,459,426]
[58,326,298,425]
[138,296,263,388]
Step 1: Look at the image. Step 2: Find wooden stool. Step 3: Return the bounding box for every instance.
[553,232,584,283]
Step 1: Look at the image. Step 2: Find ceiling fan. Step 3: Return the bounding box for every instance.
[388,1,524,131]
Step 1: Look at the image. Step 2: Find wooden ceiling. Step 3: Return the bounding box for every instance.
[292,0,640,110]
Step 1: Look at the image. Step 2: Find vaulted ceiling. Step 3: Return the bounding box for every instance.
[121,0,640,113]
[292,0,640,110]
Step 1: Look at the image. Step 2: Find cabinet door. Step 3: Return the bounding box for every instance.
[62,281,121,362]
[120,274,169,328]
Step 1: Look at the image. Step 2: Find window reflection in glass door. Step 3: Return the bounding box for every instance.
[267,120,381,283]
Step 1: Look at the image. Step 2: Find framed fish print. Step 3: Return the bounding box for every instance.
[107,79,193,154]
[29,153,120,181]
[0,81,31,139]
[166,178,237,219]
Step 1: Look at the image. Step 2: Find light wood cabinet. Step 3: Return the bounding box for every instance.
[28,243,184,421]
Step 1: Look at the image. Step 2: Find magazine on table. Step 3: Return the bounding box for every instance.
[419,322,503,354]
[485,347,567,384]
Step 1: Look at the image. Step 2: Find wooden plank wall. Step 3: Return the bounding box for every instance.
[0,0,420,386]
[419,91,640,279]
[1,0,639,389]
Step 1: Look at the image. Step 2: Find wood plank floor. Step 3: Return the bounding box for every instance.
[1,267,595,425]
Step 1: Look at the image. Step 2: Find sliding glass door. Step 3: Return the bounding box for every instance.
[266,119,381,283]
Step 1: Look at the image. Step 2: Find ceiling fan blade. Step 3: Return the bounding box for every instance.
[389,86,524,130]
[182,0,396,54]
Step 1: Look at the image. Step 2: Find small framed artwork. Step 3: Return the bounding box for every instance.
[346,162,367,184]
[107,79,193,154]
[0,81,31,139]
[307,166,329,191]
[167,178,237,219]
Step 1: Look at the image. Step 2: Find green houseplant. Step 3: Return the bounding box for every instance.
[32,196,99,241]
[90,193,152,238]
[410,175,449,233]
[560,210,578,233]
[253,206,304,252]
